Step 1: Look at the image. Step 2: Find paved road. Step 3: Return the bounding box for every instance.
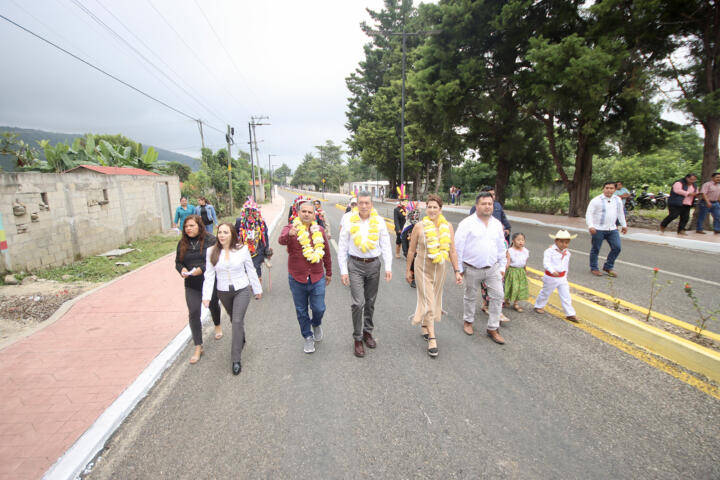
[86,191,719,479]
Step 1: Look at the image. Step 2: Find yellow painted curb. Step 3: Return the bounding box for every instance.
[528,277,720,384]
[525,266,720,343]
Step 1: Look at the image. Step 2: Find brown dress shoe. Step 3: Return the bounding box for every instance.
[486,329,505,344]
[534,308,545,314]
[603,268,617,277]
[591,270,603,276]
[354,340,365,357]
[659,225,665,233]
[566,315,579,323]
[362,331,376,348]
[463,321,474,335]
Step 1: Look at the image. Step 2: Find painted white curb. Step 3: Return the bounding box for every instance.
[43,195,286,480]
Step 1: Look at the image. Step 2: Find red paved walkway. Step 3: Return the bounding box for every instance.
[0,195,284,480]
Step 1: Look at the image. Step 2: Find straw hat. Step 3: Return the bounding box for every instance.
[549,229,577,240]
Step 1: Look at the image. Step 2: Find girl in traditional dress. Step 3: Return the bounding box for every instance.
[405,195,461,357]
[234,199,269,282]
[503,233,529,312]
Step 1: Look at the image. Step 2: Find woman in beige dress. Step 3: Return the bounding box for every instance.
[405,194,461,357]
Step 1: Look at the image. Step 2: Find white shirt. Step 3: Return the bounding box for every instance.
[337,210,393,275]
[585,194,626,230]
[202,246,262,300]
[543,246,571,275]
[455,214,507,273]
[508,246,529,268]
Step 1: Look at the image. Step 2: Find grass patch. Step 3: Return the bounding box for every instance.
[30,233,180,283]
[631,208,666,221]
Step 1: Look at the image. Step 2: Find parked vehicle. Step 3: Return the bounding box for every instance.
[654,191,668,210]
[626,188,637,211]
[636,185,659,209]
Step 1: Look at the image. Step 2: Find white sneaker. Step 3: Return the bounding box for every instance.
[303,336,315,354]
[312,325,323,342]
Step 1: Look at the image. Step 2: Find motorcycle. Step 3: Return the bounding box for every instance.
[654,191,668,210]
[625,188,637,211]
[636,185,659,210]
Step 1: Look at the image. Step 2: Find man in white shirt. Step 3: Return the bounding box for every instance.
[455,192,508,345]
[585,181,627,277]
[338,191,393,357]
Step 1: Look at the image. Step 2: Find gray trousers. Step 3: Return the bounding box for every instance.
[217,287,251,362]
[463,263,504,330]
[348,257,381,341]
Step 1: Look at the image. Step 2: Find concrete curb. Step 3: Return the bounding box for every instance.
[527,277,720,384]
[43,196,286,480]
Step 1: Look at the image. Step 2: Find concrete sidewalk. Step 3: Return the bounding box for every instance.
[0,194,285,480]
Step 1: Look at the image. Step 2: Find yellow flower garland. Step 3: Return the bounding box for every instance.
[349,207,380,253]
[423,214,451,264]
[293,218,325,263]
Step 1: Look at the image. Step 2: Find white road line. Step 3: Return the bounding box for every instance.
[330,238,338,252]
[568,249,720,287]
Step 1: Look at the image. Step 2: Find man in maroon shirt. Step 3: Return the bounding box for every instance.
[279,201,332,353]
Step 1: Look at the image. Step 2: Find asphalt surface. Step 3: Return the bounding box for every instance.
[86,191,719,479]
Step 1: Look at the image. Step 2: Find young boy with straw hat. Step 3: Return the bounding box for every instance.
[534,230,578,322]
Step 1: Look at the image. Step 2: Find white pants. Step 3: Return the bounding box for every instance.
[534,276,576,316]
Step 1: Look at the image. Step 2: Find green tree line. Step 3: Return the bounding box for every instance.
[346,0,719,216]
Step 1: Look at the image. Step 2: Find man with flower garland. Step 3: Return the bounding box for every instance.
[279,201,332,354]
[338,191,393,357]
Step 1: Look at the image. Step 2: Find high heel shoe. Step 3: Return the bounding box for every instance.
[427,338,438,358]
[420,326,429,341]
[189,346,203,364]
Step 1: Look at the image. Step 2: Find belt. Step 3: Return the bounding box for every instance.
[545,270,566,277]
[463,262,491,270]
[350,255,378,263]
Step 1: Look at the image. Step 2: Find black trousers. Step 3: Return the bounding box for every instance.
[184,284,220,346]
[661,205,691,232]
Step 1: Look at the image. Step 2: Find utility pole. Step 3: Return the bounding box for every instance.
[250,116,270,202]
[226,125,234,216]
[267,154,278,202]
[197,120,205,150]
[247,123,256,200]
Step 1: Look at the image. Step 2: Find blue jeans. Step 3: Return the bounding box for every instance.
[204,224,213,234]
[696,202,720,232]
[590,229,621,271]
[288,275,326,339]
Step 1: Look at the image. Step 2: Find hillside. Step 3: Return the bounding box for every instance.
[0,126,200,172]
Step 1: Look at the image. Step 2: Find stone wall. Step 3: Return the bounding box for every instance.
[0,171,181,272]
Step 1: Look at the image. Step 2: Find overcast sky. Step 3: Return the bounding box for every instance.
[0,0,414,170]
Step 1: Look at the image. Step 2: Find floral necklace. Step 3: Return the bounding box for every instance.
[349,208,380,253]
[293,218,325,263]
[423,214,451,264]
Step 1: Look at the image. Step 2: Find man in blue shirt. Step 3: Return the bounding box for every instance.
[469,186,511,243]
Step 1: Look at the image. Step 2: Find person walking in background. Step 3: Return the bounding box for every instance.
[660,173,698,235]
[405,195,461,357]
[203,223,262,375]
[455,187,462,204]
[173,196,194,231]
[235,199,270,282]
[696,172,720,234]
[504,233,529,312]
[534,230,578,322]
[338,191,393,358]
[450,186,456,205]
[401,205,420,288]
[345,197,358,214]
[279,201,332,354]
[585,181,627,277]
[195,197,218,234]
[393,198,408,258]
[455,192,507,345]
[175,215,222,364]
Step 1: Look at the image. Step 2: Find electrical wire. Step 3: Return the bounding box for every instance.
[0,13,225,135]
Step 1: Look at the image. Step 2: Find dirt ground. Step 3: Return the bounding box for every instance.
[0,278,96,348]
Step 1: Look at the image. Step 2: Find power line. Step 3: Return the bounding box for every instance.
[191,0,259,102]
[91,0,228,126]
[145,0,249,117]
[0,13,225,135]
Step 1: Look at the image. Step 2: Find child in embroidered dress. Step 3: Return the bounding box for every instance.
[504,233,529,312]
[534,230,578,322]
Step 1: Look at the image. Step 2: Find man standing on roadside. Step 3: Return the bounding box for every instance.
[696,172,720,234]
[585,181,627,277]
[279,201,332,354]
[456,192,507,345]
[338,191,393,357]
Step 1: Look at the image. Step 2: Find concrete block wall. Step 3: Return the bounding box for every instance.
[0,171,181,272]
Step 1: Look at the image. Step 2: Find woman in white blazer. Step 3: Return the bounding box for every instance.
[203,223,262,375]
